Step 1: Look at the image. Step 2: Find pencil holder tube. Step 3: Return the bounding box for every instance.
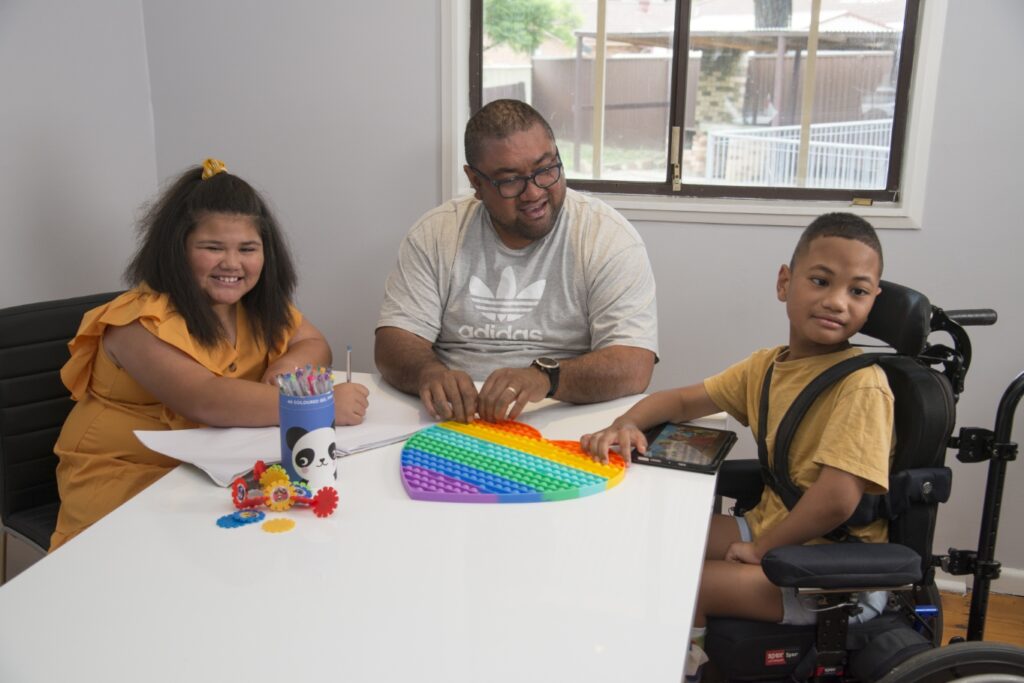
[279,391,337,489]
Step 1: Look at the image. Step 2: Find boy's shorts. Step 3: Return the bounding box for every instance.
[732,517,889,627]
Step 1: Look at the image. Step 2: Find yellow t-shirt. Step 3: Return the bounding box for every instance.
[51,285,302,550]
[704,346,894,544]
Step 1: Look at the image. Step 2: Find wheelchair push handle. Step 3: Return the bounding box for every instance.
[943,309,998,326]
[925,306,997,400]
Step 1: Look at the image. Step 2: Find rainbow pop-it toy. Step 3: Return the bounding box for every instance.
[400,420,626,503]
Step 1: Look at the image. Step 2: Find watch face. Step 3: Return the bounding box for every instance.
[535,357,558,370]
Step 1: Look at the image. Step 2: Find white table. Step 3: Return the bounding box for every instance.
[0,395,721,683]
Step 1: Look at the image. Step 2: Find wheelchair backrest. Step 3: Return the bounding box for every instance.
[852,281,957,473]
[877,354,955,577]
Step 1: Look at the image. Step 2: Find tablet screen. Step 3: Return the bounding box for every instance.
[645,424,731,467]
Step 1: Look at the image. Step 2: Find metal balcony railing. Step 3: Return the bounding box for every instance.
[705,119,893,189]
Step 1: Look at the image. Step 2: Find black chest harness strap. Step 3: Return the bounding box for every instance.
[756,353,887,543]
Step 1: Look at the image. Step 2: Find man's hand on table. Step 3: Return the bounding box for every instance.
[477,366,550,422]
[416,364,553,424]
[417,366,478,422]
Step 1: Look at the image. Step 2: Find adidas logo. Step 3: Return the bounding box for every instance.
[469,267,545,322]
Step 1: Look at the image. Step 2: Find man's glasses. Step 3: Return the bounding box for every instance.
[469,153,563,199]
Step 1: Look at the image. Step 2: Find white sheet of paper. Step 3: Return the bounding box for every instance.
[134,372,433,486]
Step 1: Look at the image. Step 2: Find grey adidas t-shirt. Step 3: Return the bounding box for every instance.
[377,189,658,381]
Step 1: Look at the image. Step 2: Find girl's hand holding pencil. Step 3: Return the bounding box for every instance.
[333,381,369,425]
[272,364,369,426]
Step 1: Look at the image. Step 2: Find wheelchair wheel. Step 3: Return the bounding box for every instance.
[876,641,1024,682]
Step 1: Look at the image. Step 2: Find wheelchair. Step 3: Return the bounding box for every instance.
[703,280,1024,682]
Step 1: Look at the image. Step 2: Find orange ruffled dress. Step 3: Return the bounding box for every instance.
[51,285,301,550]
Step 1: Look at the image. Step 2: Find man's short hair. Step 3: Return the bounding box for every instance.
[791,212,884,275]
[464,99,556,166]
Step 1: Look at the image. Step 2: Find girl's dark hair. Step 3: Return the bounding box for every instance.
[125,165,297,350]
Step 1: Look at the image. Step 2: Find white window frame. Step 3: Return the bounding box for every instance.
[441,0,947,230]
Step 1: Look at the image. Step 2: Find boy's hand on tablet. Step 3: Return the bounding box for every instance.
[580,420,647,467]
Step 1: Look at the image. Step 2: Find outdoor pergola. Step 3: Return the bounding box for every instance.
[570,13,900,184]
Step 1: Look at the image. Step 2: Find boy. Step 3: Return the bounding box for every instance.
[581,213,894,679]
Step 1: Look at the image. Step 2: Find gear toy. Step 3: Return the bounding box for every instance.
[229,460,339,518]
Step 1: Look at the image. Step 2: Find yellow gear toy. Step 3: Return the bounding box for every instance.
[264,481,296,512]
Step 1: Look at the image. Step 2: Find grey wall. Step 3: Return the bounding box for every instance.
[0,0,157,307]
[140,0,441,372]
[2,0,1021,587]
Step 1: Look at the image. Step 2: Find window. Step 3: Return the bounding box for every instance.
[470,0,921,203]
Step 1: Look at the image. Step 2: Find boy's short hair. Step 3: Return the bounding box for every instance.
[791,212,883,275]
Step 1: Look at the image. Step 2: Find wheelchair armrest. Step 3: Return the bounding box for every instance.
[714,459,764,511]
[761,543,922,590]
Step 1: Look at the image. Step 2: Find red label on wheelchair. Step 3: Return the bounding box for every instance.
[765,648,801,667]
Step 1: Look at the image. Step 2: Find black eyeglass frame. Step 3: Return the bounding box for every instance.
[468,150,564,199]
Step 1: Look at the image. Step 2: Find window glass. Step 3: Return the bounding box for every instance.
[688,0,908,190]
[482,0,676,182]
[476,0,913,198]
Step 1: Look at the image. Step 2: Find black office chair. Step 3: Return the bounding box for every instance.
[704,281,1005,682]
[0,291,121,582]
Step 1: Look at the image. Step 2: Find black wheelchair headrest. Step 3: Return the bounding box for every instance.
[858,280,931,356]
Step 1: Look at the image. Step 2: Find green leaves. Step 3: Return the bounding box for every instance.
[484,0,583,55]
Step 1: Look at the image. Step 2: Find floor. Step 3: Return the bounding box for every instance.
[941,590,1024,647]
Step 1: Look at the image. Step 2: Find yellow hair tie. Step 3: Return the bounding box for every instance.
[201,158,227,180]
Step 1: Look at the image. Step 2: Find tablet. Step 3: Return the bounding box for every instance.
[632,422,737,474]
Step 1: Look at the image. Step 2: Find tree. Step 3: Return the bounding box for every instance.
[484,0,582,55]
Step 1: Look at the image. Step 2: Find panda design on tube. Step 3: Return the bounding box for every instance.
[286,426,338,491]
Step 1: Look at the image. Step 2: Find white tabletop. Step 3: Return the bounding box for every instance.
[0,394,720,683]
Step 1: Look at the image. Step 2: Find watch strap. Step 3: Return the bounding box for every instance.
[532,358,560,398]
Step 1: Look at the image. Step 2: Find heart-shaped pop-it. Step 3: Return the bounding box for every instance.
[400,420,626,503]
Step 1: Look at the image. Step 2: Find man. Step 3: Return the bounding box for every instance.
[376,99,658,422]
